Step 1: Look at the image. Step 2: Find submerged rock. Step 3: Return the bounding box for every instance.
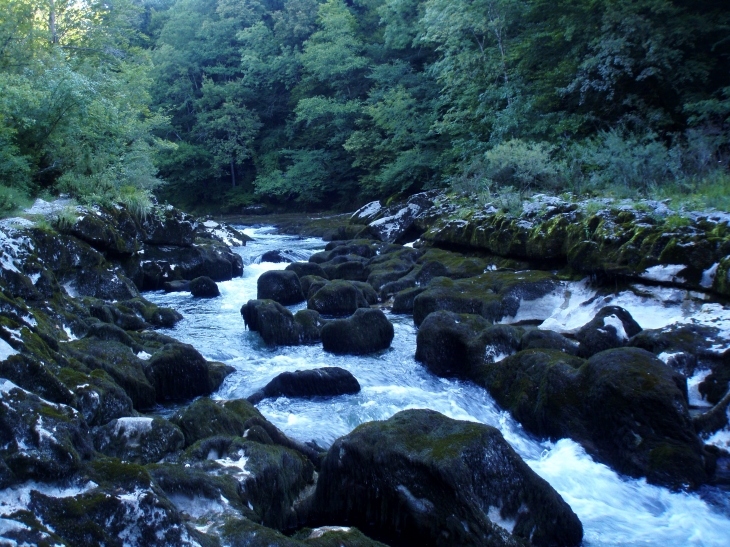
[309,409,583,547]
[321,309,394,355]
[248,367,361,404]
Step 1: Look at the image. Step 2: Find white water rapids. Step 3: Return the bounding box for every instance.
[147,226,730,546]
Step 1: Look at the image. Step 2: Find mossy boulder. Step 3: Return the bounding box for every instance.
[575,306,642,358]
[93,416,184,464]
[183,436,315,530]
[70,207,141,256]
[300,275,330,299]
[307,280,371,317]
[321,256,369,282]
[172,398,264,447]
[28,460,196,547]
[286,261,329,280]
[310,409,583,547]
[241,299,326,346]
[479,347,708,489]
[415,311,493,378]
[0,379,92,483]
[248,367,361,404]
[190,276,220,297]
[321,309,394,355]
[63,336,157,410]
[391,286,426,314]
[143,343,216,402]
[257,270,305,305]
[520,329,580,355]
[412,270,558,327]
[59,368,135,426]
[88,296,183,330]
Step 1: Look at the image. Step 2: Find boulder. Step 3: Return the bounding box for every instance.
[241,300,326,346]
[92,416,184,464]
[247,367,361,404]
[257,270,305,305]
[286,261,329,280]
[260,250,294,263]
[310,409,583,547]
[575,306,642,358]
[0,379,92,483]
[171,398,321,468]
[190,275,220,297]
[416,312,523,378]
[26,459,197,547]
[321,309,394,355]
[321,256,369,282]
[143,343,215,402]
[300,275,329,299]
[59,368,135,427]
[412,271,559,327]
[69,207,141,255]
[391,287,426,314]
[479,347,709,489]
[415,311,493,378]
[362,192,436,244]
[183,436,315,531]
[307,280,371,317]
[520,329,580,355]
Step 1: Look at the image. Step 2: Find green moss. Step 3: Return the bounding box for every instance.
[84,458,152,490]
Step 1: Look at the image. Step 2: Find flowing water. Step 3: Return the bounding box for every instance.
[147,226,730,546]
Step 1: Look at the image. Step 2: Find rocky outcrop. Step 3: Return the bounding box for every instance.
[309,409,583,547]
[92,416,184,464]
[575,306,642,358]
[321,309,394,355]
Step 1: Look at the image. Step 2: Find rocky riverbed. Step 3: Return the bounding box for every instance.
[0,194,729,546]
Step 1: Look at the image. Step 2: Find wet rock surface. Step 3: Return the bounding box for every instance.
[309,409,583,547]
[321,308,394,355]
[258,269,306,305]
[248,367,361,404]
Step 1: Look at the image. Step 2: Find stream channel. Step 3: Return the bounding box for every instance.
[146,226,730,547]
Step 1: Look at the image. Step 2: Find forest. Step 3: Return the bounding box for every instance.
[1,0,729,213]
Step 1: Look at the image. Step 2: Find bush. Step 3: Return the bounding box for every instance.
[483,139,566,192]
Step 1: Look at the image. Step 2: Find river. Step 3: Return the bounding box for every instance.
[146,226,730,547]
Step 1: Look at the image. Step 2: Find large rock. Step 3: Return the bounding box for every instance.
[412,271,559,327]
[248,367,361,404]
[0,379,92,483]
[362,192,436,243]
[190,275,220,297]
[321,309,394,355]
[309,409,583,547]
[257,270,305,305]
[143,343,216,402]
[575,306,642,358]
[69,207,141,255]
[479,347,709,489]
[92,416,184,464]
[241,300,325,346]
[307,280,371,317]
[286,261,329,280]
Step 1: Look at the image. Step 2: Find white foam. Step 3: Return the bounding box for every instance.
[527,439,730,547]
[214,450,250,478]
[113,417,154,443]
[701,263,719,289]
[602,314,628,341]
[687,370,712,407]
[136,351,152,360]
[487,506,517,534]
[62,325,77,342]
[308,526,352,539]
[640,264,687,284]
[0,340,18,362]
[502,288,568,324]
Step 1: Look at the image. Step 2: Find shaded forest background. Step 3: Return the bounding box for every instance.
[1,0,729,214]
